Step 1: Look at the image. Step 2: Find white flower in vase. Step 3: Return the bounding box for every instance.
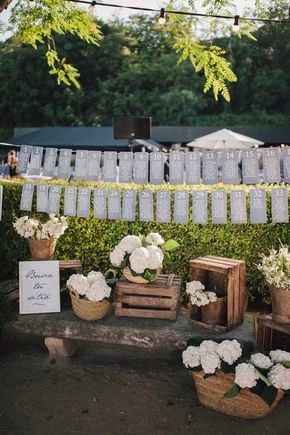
[146,245,164,270]
[129,247,150,274]
[200,352,221,375]
[110,247,125,267]
[199,340,219,355]
[234,363,259,389]
[268,364,290,390]
[250,353,273,370]
[67,274,90,296]
[270,350,290,364]
[145,232,165,246]
[118,235,142,254]
[217,340,242,365]
[182,346,201,369]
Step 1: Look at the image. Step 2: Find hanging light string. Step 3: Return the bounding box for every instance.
[67,0,290,24]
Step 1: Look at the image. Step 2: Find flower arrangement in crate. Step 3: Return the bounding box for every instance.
[67,271,112,321]
[258,246,290,324]
[182,339,290,419]
[110,233,179,284]
[186,280,226,326]
[14,214,68,260]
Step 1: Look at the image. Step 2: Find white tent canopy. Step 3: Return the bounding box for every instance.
[187,128,264,150]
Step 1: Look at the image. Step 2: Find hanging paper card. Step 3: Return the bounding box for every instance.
[57,149,72,179]
[0,185,3,221]
[20,184,34,211]
[202,152,218,185]
[43,148,57,177]
[156,191,171,223]
[48,186,62,215]
[28,146,43,176]
[108,190,121,220]
[77,188,91,218]
[17,145,33,174]
[150,152,165,184]
[139,190,153,222]
[36,184,49,213]
[87,151,101,180]
[212,190,227,224]
[103,152,117,182]
[122,190,136,221]
[222,151,240,184]
[118,152,133,183]
[169,151,184,185]
[250,189,267,224]
[174,191,189,224]
[230,191,247,224]
[271,188,289,223]
[192,191,208,225]
[185,152,201,185]
[133,152,149,184]
[263,148,281,183]
[242,150,260,184]
[282,148,290,183]
[64,187,77,217]
[93,189,107,220]
[75,150,89,180]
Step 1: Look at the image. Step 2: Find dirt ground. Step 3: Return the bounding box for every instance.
[0,337,289,435]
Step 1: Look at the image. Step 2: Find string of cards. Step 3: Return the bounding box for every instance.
[20,183,290,224]
[17,146,290,185]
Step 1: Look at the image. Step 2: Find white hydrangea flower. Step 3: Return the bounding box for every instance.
[250,353,273,370]
[200,352,221,374]
[146,245,164,270]
[235,363,258,389]
[182,346,201,369]
[14,216,39,239]
[268,364,290,390]
[189,290,210,307]
[67,274,89,296]
[199,340,218,355]
[110,247,125,267]
[206,291,218,303]
[186,281,205,294]
[270,350,290,364]
[43,215,68,239]
[87,271,106,286]
[86,280,111,302]
[129,247,150,274]
[217,339,242,365]
[258,246,290,288]
[118,235,142,254]
[145,232,164,246]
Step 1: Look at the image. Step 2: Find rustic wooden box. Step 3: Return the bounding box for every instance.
[115,274,181,320]
[189,256,247,331]
[255,313,290,352]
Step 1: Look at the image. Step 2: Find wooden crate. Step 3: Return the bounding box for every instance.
[189,256,247,330]
[255,313,290,351]
[115,274,181,320]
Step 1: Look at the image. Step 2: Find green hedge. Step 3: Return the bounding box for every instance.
[1,179,290,303]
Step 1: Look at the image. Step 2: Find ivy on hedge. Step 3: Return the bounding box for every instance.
[1,179,289,303]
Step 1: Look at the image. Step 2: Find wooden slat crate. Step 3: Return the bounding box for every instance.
[255,313,290,351]
[189,256,247,331]
[115,274,181,320]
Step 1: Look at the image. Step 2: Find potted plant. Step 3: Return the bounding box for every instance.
[186,280,226,325]
[110,233,179,284]
[67,271,112,321]
[258,246,290,324]
[13,214,68,260]
[182,339,288,419]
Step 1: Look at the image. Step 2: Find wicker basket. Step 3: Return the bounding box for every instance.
[122,267,160,284]
[192,371,283,419]
[69,290,111,321]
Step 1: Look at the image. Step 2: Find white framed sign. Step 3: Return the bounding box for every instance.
[19,261,60,314]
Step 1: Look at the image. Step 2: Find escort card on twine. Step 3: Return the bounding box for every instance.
[139,190,153,222]
[282,148,290,183]
[169,151,184,185]
[263,148,281,184]
[185,152,201,185]
[20,184,34,211]
[57,149,72,179]
[174,191,189,224]
[77,188,91,218]
[118,152,133,183]
[48,186,62,215]
[250,189,267,224]
[230,190,247,224]
[103,152,117,182]
[28,146,43,176]
[18,145,33,174]
[63,187,77,217]
[93,189,107,220]
[122,190,136,221]
[43,148,57,177]
[222,151,240,184]
[156,191,171,223]
[108,190,121,220]
[242,150,260,184]
[192,191,208,225]
[271,188,289,223]
[212,190,227,224]
[75,150,89,180]
[150,152,165,184]
[87,151,101,180]
[133,152,149,184]
[202,152,218,185]
[36,184,49,213]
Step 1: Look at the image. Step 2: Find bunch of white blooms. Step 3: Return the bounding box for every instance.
[269,350,290,363]
[186,280,218,307]
[145,233,164,246]
[13,216,39,239]
[14,215,68,240]
[199,340,219,355]
[257,246,290,289]
[182,346,200,369]
[42,215,68,239]
[250,353,273,370]
[234,363,259,389]
[67,271,111,302]
[200,352,221,374]
[217,339,242,365]
[268,364,290,390]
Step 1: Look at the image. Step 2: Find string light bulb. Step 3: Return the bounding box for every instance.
[158,8,167,25]
[232,15,240,33]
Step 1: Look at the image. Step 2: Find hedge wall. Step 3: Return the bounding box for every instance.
[1,179,290,303]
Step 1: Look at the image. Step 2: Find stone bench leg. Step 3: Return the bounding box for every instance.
[44,337,77,360]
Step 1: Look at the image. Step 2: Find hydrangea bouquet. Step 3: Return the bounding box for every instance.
[258,246,290,290]
[67,271,111,302]
[186,280,218,307]
[110,233,179,283]
[14,215,68,240]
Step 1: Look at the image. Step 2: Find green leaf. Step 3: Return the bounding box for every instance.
[224,384,240,399]
[257,370,271,387]
[162,239,180,252]
[282,361,290,368]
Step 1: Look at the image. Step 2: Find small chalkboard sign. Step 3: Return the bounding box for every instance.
[64,187,77,217]
[150,152,165,184]
[222,151,240,184]
[250,189,267,224]
[202,152,218,185]
[139,190,153,222]
[75,150,89,180]
[263,148,281,184]
[20,184,34,211]
[156,191,171,223]
[108,190,121,220]
[230,190,247,224]
[169,151,184,185]
[48,186,62,215]
[133,152,149,184]
[36,184,49,213]
[57,149,72,179]
[93,189,107,220]
[103,152,117,182]
[77,188,91,218]
[211,190,227,224]
[122,190,136,221]
[118,152,133,183]
[271,188,289,224]
[28,146,43,176]
[43,148,57,177]
[17,145,33,174]
[87,151,101,180]
[242,150,260,184]
[185,152,201,185]
[192,191,208,224]
[174,191,189,224]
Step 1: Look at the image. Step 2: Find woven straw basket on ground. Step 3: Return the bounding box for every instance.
[192,371,283,419]
[69,290,111,321]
